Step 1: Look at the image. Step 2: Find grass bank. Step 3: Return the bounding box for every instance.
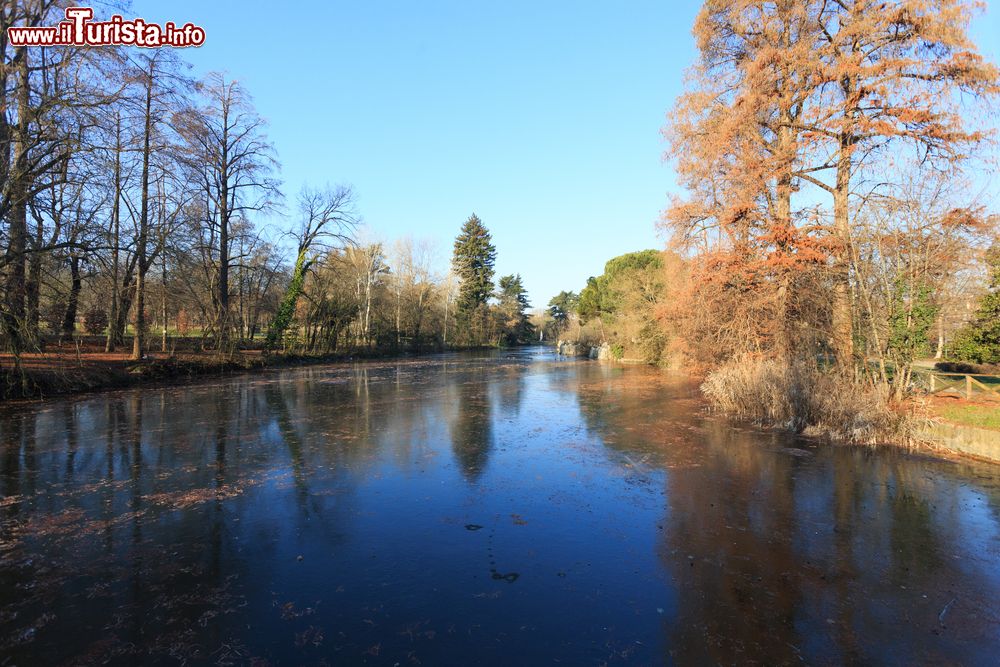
[930,400,1000,431]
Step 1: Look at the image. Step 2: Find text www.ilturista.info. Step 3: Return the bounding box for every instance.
[7,7,205,48]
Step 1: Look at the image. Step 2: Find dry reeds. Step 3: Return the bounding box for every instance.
[701,357,910,444]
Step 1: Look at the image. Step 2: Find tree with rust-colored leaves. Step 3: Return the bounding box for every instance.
[665,0,999,366]
[804,0,1000,366]
[665,0,832,359]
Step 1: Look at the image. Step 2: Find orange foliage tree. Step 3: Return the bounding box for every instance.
[665,0,999,369]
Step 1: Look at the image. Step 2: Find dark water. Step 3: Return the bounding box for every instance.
[1,348,999,665]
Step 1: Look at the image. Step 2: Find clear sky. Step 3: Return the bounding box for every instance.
[132,0,1000,308]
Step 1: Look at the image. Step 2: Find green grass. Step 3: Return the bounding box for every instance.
[937,404,1000,430]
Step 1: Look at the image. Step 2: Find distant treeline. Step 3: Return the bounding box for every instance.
[0,3,534,370]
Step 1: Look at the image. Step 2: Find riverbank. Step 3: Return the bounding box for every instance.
[915,394,1000,463]
[0,343,498,402]
[7,346,998,467]
[0,349,305,402]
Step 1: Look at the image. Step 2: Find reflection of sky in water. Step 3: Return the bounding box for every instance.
[1,348,999,664]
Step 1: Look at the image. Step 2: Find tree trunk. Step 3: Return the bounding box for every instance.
[395,284,402,348]
[264,250,308,351]
[62,255,81,335]
[831,131,855,369]
[443,289,449,347]
[363,258,377,347]
[25,214,43,342]
[217,206,229,341]
[132,265,146,359]
[934,314,945,360]
[161,258,168,352]
[106,114,123,352]
[831,61,858,370]
[414,288,426,351]
[110,281,133,350]
[131,68,153,361]
[774,97,794,360]
[216,102,231,346]
[3,48,30,352]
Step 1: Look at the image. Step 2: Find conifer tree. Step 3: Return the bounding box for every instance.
[452,214,496,341]
[497,274,531,344]
[547,291,579,328]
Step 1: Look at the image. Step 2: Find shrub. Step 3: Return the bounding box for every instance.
[637,321,667,365]
[950,246,1000,364]
[84,308,109,335]
[949,326,998,365]
[934,361,978,374]
[701,357,907,444]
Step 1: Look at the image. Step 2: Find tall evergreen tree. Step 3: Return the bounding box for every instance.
[497,274,531,344]
[452,214,496,341]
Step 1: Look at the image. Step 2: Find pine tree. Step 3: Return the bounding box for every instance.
[547,291,579,328]
[497,274,531,344]
[452,214,496,341]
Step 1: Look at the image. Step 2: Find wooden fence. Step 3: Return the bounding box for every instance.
[916,371,1000,401]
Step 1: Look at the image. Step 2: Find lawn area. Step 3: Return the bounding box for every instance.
[934,402,1000,431]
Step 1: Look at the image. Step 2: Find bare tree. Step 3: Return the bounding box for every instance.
[175,72,280,348]
[264,184,357,349]
[1,0,116,351]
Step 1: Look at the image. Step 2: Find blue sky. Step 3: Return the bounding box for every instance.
[133,0,1000,308]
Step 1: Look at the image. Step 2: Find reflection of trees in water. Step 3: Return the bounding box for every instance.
[209,393,230,579]
[63,403,78,481]
[257,363,459,517]
[568,373,809,661]
[572,375,995,664]
[705,435,943,662]
[0,371,395,662]
[574,376,625,446]
[658,422,809,664]
[373,362,441,469]
[572,365,699,467]
[0,409,35,507]
[494,363,527,416]
[2,359,999,662]
[450,376,493,482]
[885,469,944,582]
[126,395,146,641]
[263,382,308,506]
[261,362,473,483]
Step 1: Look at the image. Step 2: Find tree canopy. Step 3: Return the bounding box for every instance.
[951,247,1000,365]
[452,214,496,315]
[497,273,532,344]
